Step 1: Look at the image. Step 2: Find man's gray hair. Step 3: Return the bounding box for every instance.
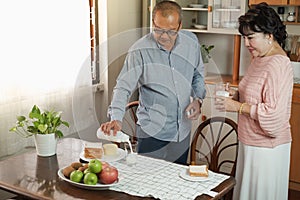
[152,1,182,24]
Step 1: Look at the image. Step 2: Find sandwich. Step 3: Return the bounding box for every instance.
[84,142,103,159]
[189,165,209,177]
[103,143,118,156]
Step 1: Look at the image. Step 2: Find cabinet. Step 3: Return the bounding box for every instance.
[168,0,247,34]
[289,86,300,191]
[249,0,300,24]
[249,0,288,4]
[291,0,300,4]
[249,0,300,5]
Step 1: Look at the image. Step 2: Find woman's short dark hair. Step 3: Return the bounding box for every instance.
[238,2,287,47]
[152,0,182,24]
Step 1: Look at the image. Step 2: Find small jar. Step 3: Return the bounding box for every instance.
[277,7,285,21]
[287,12,295,22]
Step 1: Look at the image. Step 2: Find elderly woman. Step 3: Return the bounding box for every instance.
[215,3,293,200]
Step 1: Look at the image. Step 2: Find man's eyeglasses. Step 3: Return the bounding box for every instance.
[152,21,180,37]
[153,28,178,36]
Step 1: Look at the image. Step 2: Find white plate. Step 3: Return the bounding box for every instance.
[193,24,207,30]
[179,169,214,182]
[80,148,126,162]
[57,168,119,190]
[189,4,206,8]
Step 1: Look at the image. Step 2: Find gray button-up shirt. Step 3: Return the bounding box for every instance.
[109,30,206,142]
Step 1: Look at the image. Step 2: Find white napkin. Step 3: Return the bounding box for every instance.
[203,190,219,198]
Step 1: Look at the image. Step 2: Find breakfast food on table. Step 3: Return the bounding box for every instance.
[62,165,76,178]
[103,143,118,156]
[71,162,84,170]
[189,165,208,177]
[61,159,119,185]
[78,164,89,172]
[62,162,86,178]
[99,165,119,184]
[84,142,103,159]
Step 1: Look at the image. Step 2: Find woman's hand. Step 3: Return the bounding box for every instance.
[100,120,122,136]
[225,83,239,101]
[185,99,202,120]
[215,96,240,112]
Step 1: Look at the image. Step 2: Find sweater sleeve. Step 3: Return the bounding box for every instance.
[250,58,292,137]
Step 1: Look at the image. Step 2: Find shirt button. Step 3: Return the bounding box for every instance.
[172,67,175,70]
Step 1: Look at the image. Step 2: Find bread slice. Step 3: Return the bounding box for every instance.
[84,142,103,159]
[103,143,118,156]
[189,165,209,177]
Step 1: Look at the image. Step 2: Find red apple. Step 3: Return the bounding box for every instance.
[99,166,118,184]
[101,161,110,169]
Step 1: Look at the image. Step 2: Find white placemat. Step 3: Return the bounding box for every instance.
[109,155,230,200]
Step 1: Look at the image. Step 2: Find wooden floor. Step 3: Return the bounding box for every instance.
[289,189,300,200]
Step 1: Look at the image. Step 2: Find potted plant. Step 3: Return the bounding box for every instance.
[9,105,69,157]
[201,44,214,64]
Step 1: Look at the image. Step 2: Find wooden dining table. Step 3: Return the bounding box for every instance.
[0,137,235,200]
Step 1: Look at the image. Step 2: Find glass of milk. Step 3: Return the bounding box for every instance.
[125,142,138,166]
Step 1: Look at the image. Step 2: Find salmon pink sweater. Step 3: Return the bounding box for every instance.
[238,55,293,148]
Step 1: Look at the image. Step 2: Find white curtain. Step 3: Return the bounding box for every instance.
[0,0,91,157]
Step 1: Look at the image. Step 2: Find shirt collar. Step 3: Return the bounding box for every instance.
[151,31,181,51]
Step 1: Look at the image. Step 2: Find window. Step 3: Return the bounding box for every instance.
[90,0,108,86]
[90,0,99,84]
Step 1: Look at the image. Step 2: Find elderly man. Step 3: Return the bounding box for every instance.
[100,1,206,164]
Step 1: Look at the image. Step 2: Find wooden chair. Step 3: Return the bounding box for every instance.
[190,116,238,200]
[121,101,139,144]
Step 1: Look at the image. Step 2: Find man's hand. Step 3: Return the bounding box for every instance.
[185,99,202,120]
[100,120,122,136]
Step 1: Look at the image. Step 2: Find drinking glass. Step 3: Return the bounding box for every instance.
[125,142,138,166]
[215,82,229,98]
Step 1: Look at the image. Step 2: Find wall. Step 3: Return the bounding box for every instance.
[287,25,300,35]
[197,33,251,77]
[95,0,143,124]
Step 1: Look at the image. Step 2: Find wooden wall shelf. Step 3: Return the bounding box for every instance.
[205,74,242,87]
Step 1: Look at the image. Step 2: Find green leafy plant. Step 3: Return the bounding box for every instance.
[201,44,214,63]
[9,105,69,138]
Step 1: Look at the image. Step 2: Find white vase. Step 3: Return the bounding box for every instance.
[34,134,57,157]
